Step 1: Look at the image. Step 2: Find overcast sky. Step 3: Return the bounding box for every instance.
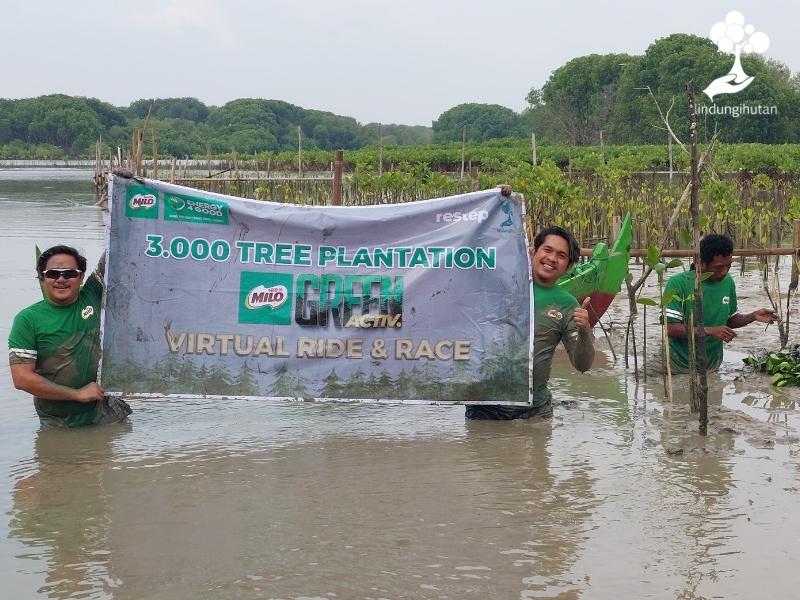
[2,0,797,126]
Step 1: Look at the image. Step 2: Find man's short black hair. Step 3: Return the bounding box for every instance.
[533,226,581,266]
[37,245,87,277]
[699,234,734,264]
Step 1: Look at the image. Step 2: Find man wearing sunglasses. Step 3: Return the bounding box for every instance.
[8,245,130,427]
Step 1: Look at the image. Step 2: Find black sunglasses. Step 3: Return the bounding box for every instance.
[42,268,83,280]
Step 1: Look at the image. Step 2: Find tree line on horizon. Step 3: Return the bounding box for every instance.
[1,34,798,159]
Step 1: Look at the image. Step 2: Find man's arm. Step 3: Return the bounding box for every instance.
[10,363,104,403]
[727,308,775,329]
[667,323,737,343]
[564,298,595,372]
[662,273,738,342]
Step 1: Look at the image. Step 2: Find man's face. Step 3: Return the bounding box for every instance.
[700,254,733,282]
[40,253,84,306]
[533,234,572,286]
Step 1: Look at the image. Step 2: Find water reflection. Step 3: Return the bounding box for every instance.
[10,424,130,598]
[464,420,597,599]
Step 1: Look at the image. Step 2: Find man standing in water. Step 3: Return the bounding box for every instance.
[665,233,774,374]
[8,245,130,427]
[466,225,595,419]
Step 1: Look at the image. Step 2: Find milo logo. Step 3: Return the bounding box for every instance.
[129,194,156,209]
[125,185,159,219]
[239,272,294,325]
[246,285,288,310]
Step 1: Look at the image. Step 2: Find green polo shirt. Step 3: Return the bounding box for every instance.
[664,270,738,373]
[8,272,104,427]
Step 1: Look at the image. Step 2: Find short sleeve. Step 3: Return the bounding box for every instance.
[8,310,37,365]
[728,277,738,317]
[664,276,685,323]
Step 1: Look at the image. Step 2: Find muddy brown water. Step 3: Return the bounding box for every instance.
[0,170,798,599]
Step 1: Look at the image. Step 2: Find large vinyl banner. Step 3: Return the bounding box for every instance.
[102,177,532,405]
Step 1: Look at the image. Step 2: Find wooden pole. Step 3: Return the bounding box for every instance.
[152,129,158,179]
[378,122,383,177]
[131,130,137,174]
[531,132,537,166]
[599,130,605,164]
[470,164,478,192]
[460,125,466,180]
[668,132,674,184]
[617,247,799,258]
[687,80,708,435]
[332,149,343,206]
[298,126,302,177]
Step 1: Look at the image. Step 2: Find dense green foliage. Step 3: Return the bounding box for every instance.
[432,103,524,143]
[744,346,800,387]
[529,35,800,145]
[1,32,798,158]
[253,140,800,176]
[0,95,433,158]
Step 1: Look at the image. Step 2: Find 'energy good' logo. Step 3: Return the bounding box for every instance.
[704,11,770,101]
[245,285,288,310]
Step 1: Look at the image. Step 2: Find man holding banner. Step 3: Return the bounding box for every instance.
[466,226,595,420]
[8,245,130,427]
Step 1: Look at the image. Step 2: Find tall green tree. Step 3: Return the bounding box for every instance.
[433,103,523,143]
[527,53,633,145]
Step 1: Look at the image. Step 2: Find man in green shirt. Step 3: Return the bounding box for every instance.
[8,245,130,427]
[466,226,595,420]
[665,234,774,373]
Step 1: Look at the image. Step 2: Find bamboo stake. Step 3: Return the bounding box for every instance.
[152,129,158,179]
[687,81,708,434]
[460,125,466,180]
[378,122,383,177]
[297,126,302,177]
[332,149,343,206]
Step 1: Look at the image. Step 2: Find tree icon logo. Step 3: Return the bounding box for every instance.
[704,11,770,101]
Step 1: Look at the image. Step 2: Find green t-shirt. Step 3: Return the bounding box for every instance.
[466,282,595,419]
[664,270,738,373]
[8,272,104,427]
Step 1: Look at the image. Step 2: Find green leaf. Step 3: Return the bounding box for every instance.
[645,244,660,269]
[771,373,785,385]
[680,230,692,247]
[666,258,683,269]
[637,297,658,306]
[661,289,678,305]
[701,272,714,282]
[654,263,666,274]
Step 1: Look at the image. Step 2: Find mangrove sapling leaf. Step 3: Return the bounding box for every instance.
[661,289,679,305]
[645,245,660,269]
[637,297,658,307]
[666,259,683,269]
